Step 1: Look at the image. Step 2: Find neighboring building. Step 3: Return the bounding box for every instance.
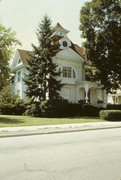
[11,23,107,106]
[108,89,121,104]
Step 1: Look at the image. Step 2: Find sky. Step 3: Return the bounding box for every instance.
[0,0,90,50]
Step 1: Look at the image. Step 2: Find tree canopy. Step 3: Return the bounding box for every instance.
[0,24,20,90]
[80,0,121,92]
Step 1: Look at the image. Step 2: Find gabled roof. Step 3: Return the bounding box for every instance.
[72,44,84,57]
[16,44,84,65]
[18,49,33,64]
[53,23,69,33]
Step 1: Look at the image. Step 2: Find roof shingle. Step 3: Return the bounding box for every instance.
[53,23,69,33]
[18,49,33,64]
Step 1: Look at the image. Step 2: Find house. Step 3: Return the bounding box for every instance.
[11,23,107,106]
[108,89,121,104]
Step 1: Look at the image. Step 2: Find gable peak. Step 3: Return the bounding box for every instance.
[53,23,69,37]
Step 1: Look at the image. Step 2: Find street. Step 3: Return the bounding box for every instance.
[0,128,121,180]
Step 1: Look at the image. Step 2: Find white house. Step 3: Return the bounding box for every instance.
[11,23,107,106]
[108,89,121,104]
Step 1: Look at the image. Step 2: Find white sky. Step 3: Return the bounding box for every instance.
[0,0,89,50]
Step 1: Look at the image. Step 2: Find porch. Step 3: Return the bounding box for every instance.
[78,82,107,107]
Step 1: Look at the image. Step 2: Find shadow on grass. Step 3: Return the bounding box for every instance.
[0,117,24,124]
[106,119,121,122]
[68,116,99,119]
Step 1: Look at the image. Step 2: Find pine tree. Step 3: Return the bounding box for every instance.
[24,15,62,116]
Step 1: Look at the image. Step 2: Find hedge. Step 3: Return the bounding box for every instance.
[25,101,105,118]
[106,104,121,110]
[82,104,105,117]
[100,110,121,121]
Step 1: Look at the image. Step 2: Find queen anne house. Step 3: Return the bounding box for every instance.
[11,23,107,106]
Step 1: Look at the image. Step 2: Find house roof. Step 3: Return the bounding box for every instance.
[72,44,84,57]
[17,44,84,65]
[18,49,33,64]
[17,22,84,64]
[53,23,69,33]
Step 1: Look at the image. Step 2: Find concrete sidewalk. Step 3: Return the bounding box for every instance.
[1,121,121,138]
[0,121,121,138]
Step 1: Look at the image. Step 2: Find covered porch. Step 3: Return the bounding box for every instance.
[78,82,107,107]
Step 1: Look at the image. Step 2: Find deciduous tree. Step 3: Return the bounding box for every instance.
[0,24,20,90]
[80,0,121,92]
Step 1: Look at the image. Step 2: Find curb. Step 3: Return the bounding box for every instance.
[0,125,121,138]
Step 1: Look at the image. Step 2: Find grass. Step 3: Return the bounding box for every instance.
[0,115,106,127]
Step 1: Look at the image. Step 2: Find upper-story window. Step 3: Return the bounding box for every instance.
[59,66,76,78]
[63,67,71,78]
[17,71,21,82]
[17,90,20,96]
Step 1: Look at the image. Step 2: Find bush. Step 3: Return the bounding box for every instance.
[100,110,121,121]
[25,100,105,118]
[82,104,105,117]
[25,99,83,118]
[0,86,26,115]
[106,104,121,110]
[25,101,41,117]
[40,99,83,118]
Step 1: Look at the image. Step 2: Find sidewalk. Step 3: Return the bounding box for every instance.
[0,121,121,138]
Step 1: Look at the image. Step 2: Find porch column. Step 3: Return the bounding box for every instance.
[103,90,107,104]
[85,84,89,103]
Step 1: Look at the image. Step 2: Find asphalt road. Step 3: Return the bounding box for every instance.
[0,128,121,180]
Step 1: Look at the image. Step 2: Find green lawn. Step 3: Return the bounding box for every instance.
[0,115,105,127]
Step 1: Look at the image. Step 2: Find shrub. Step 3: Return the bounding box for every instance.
[100,110,121,121]
[25,101,41,117]
[106,104,121,110]
[40,99,83,118]
[13,98,26,115]
[82,104,105,117]
[0,86,26,115]
[25,99,83,118]
[25,99,105,118]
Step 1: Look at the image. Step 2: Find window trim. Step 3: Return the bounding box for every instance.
[58,66,76,79]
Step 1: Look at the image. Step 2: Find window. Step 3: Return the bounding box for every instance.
[62,41,68,47]
[73,69,76,78]
[63,67,71,78]
[61,66,76,78]
[115,96,119,104]
[58,68,61,76]
[17,90,20,97]
[17,71,21,82]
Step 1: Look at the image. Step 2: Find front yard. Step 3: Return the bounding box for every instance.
[0,115,106,127]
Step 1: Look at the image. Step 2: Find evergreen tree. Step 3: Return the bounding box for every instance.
[24,15,62,116]
[0,24,20,90]
[80,0,121,92]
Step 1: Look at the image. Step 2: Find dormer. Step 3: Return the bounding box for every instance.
[53,23,69,37]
